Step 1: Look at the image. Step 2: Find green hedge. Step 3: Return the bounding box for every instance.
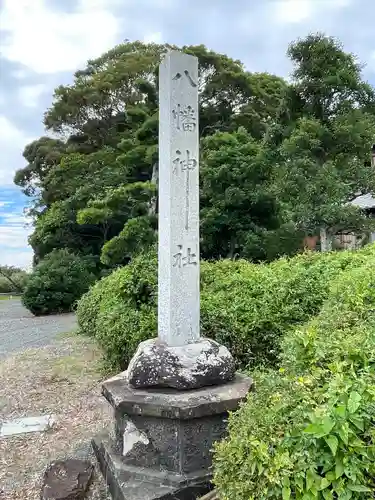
[76,245,375,372]
[213,251,375,499]
[22,249,96,316]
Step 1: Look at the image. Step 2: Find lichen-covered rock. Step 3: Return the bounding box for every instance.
[127,338,236,390]
[40,459,94,500]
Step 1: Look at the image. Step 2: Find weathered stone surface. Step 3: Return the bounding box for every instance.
[0,414,56,437]
[92,432,213,500]
[127,337,235,390]
[40,459,94,500]
[158,50,200,348]
[107,374,252,474]
[103,373,252,419]
[92,373,252,499]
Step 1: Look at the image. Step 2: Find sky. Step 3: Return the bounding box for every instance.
[0,0,374,270]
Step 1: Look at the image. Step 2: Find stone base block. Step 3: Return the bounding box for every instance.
[93,373,252,500]
[92,433,212,500]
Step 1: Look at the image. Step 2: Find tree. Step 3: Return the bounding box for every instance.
[16,35,375,274]
[15,41,286,268]
[269,33,375,249]
[77,181,157,266]
[22,249,96,315]
[200,128,281,260]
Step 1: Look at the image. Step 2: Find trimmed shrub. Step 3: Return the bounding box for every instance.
[22,249,96,316]
[77,249,158,370]
[77,244,375,372]
[213,255,375,499]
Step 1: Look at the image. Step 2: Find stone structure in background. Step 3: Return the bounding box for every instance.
[92,51,252,500]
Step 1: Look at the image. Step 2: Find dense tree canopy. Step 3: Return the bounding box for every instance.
[269,34,375,248]
[15,35,375,271]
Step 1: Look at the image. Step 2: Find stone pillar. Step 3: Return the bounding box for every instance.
[158,50,200,347]
[125,51,235,391]
[92,51,253,500]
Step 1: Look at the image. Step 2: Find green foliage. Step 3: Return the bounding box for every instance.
[22,249,96,316]
[0,278,11,293]
[76,246,375,372]
[200,128,281,260]
[15,40,293,268]
[76,249,157,370]
[100,215,157,265]
[213,245,375,499]
[269,33,375,240]
[16,35,375,267]
[0,266,28,293]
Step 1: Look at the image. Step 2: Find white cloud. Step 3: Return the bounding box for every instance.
[0,115,34,186]
[0,211,33,269]
[11,68,31,80]
[0,213,29,225]
[274,0,315,24]
[273,0,352,24]
[0,115,27,144]
[18,83,49,108]
[0,116,33,185]
[0,248,33,270]
[143,32,164,44]
[329,0,352,6]
[0,0,121,74]
[0,192,33,269]
[0,225,31,248]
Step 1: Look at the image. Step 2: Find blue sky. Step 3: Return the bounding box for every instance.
[0,0,374,269]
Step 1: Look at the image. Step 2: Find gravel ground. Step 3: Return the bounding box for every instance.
[0,300,77,359]
[0,335,112,499]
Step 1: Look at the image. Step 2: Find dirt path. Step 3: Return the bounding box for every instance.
[0,300,77,359]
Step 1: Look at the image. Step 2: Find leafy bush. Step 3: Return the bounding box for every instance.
[22,249,96,315]
[77,245,375,372]
[77,249,157,370]
[213,255,375,499]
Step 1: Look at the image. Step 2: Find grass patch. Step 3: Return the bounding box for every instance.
[0,294,21,300]
[55,329,79,340]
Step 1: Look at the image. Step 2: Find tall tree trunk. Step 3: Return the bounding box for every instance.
[148,161,158,216]
[227,236,236,259]
[320,227,333,252]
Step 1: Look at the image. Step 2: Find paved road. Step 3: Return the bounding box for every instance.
[0,300,77,359]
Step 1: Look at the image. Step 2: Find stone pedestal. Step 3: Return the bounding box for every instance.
[92,373,252,500]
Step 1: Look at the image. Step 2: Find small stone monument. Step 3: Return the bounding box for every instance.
[92,51,252,500]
